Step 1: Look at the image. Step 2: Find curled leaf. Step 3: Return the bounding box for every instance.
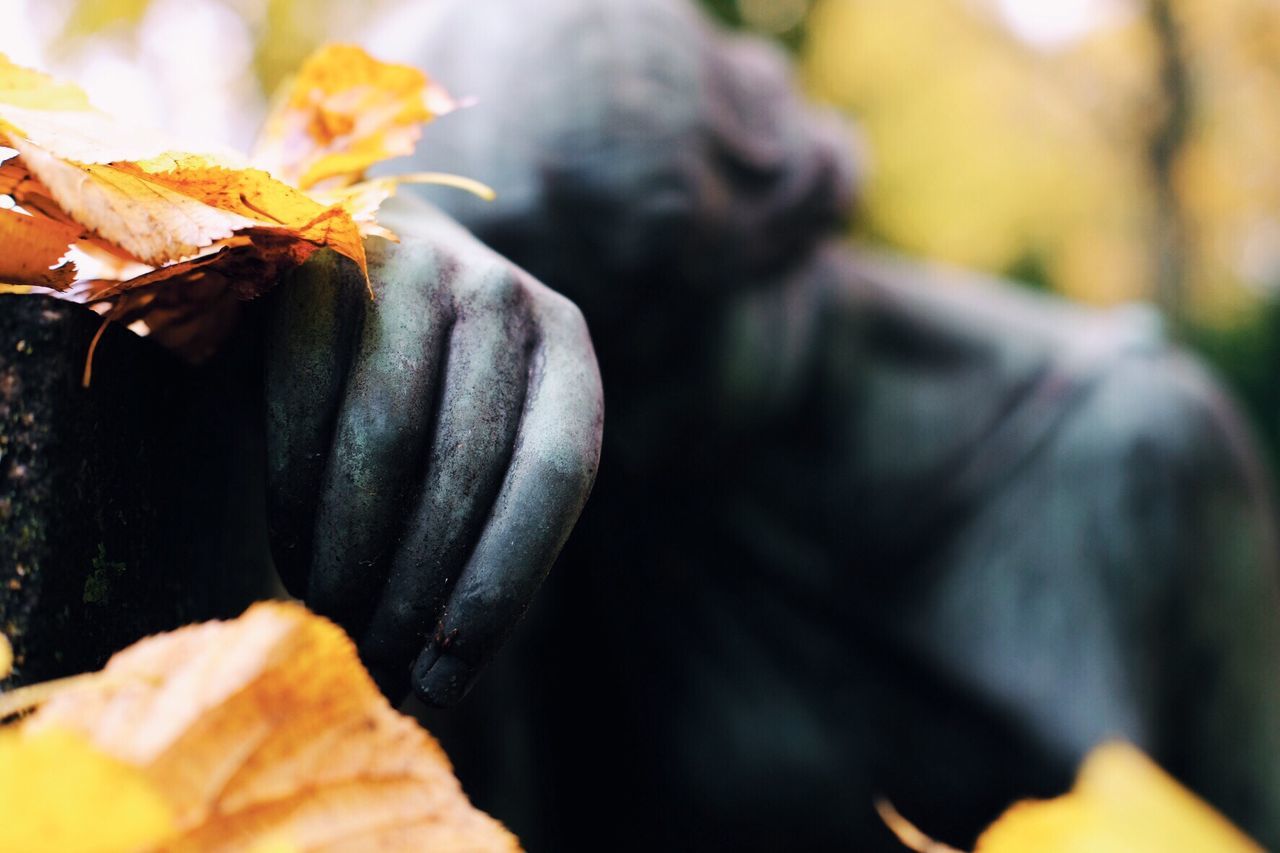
[253,44,459,191]
[0,207,78,289]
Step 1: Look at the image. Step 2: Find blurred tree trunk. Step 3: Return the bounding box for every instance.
[1148,0,1193,330]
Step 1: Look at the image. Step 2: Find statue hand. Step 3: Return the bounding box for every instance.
[263,199,603,706]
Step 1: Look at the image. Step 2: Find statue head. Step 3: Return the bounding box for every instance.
[371,0,857,329]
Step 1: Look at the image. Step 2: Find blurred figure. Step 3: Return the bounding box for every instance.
[367,0,1280,849]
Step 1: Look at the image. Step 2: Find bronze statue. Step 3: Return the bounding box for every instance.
[350,0,1280,849]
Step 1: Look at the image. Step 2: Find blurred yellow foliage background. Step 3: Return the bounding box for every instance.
[708,0,1280,464]
[801,0,1280,327]
[806,0,1153,310]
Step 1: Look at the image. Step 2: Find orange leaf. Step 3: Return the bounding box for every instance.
[117,157,369,280]
[253,44,458,191]
[9,138,259,267]
[0,208,78,289]
[0,60,366,283]
[82,237,330,364]
[0,45,473,363]
[23,601,519,852]
[0,156,81,228]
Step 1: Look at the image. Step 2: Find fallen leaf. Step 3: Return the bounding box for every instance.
[0,207,78,289]
[975,742,1262,852]
[0,156,82,228]
[253,44,458,191]
[0,727,174,853]
[8,138,259,267]
[20,601,519,852]
[879,742,1262,853]
[0,61,366,288]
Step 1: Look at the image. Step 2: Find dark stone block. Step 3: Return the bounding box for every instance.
[0,295,271,688]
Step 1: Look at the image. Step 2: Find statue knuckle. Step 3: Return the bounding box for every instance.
[460,260,526,313]
[554,292,588,332]
[532,434,597,497]
[536,288,590,341]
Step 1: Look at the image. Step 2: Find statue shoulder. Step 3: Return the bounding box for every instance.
[834,249,1165,371]
[1065,338,1262,489]
[828,248,1259,523]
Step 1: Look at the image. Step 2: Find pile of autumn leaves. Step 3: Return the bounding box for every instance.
[0,43,484,372]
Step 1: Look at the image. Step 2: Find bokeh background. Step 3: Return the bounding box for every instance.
[3,0,1280,463]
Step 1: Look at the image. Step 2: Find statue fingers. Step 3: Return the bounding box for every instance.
[305,240,455,633]
[264,250,366,596]
[411,284,603,707]
[359,262,535,699]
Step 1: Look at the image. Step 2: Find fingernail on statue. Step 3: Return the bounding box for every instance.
[414,644,477,706]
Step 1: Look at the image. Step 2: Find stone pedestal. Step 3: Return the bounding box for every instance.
[0,295,273,688]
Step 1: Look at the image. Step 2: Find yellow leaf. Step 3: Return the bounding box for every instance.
[0,46,473,362]
[121,157,368,279]
[0,55,240,165]
[4,141,368,306]
[0,208,79,289]
[9,138,259,267]
[253,43,458,191]
[0,727,174,853]
[23,601,520,852]
[976,742,1262,853]
[0,53,91,111]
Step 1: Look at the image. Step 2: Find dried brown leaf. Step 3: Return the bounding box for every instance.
[0,208,78,289]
